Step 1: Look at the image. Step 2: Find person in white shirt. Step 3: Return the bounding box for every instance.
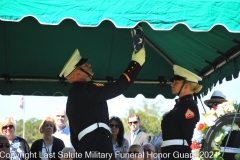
[53,108,73,147]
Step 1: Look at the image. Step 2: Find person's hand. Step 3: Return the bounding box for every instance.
[132,47,146,66]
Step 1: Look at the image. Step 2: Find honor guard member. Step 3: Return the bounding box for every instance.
[161,65,202,160]
[59,25,145,159]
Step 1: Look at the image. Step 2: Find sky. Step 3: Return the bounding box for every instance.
[0,76,240,121]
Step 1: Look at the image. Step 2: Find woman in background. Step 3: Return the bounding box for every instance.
[109,116,129,160]
[30,117,65,160]
[0,116,29,160]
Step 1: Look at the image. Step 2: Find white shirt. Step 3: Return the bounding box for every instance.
[41,143,52,160]
[53,126,73,147]
[131,128,140,145]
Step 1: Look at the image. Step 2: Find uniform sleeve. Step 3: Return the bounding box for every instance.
[70,126,78,150]
[176,103,200,145]
[82,61,142,103]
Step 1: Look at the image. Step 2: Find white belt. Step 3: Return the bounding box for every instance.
[221,147,240,153]
[161,139,188,147]
[78,122,111,141]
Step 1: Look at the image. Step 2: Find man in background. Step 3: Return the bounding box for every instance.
[53,108,73,147]
[124,114,150,145]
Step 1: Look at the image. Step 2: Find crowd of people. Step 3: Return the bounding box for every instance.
[0,111,159,160]
[0,109,74,160]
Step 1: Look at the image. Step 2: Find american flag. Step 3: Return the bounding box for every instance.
[20,96,24,109]
[131,24,145,53]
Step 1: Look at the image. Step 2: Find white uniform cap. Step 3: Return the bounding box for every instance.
[173,65,202,83]
[59,49,83,77]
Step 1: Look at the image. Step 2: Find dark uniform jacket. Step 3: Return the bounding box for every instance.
[124,129,150,145]
[161,94,200,160]
[30,137,65,160]
[66,61,142,159]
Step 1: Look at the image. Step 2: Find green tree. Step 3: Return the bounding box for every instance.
[16,118,42,147]
[123,98,166,137]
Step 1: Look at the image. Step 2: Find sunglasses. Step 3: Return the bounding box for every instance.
[207,102,220,108]
[128,121,138,125]
[109,124,119,128]
[0,143,10,148]
[2,125,14,130]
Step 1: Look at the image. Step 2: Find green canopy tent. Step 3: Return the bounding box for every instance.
[0,0,240,98]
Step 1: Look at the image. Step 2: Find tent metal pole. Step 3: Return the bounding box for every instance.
[0,77,164,84]
[202,50,240,77]
[145,36,174,66]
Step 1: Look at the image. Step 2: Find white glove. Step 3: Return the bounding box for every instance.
[131,47,146,66]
